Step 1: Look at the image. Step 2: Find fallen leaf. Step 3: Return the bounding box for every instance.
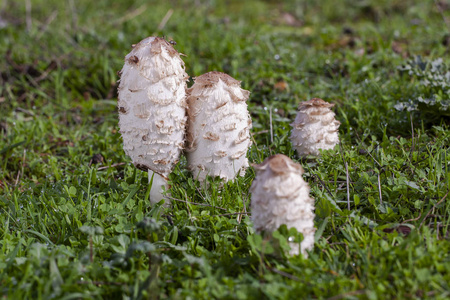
[89,154,105,166]
[392,41,408,58]
[383,225,413,235]
[274,81,289,92]
[382,228,395,233]
[396,225,412,235]
[279,12,303,27]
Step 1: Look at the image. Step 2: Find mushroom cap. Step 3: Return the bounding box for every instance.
[192,71,243,88]
[297,98,335,110]
[253,154,304,175]
[132,36,180,57]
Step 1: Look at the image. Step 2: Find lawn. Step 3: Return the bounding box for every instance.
[1,0,449,299]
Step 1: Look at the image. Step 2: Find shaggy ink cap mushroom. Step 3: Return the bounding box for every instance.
[186,71,252,182]
[117,37,188,204]
[250,154,315,256]
[290,98,340,157]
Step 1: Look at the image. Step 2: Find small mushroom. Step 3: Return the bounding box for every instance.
[290,98,340,157]
[117,37,188,204]
[186,71,252,182]
[250,154,315,256]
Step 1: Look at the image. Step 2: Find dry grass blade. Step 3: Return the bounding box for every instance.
[25,0,32,32]
[212,212,249,217]
[97,163,126,171]
[326,290,366,300]
[419,191,449,230]
[166,196,228,211]
[269,107,273,143]
[270,268,300,281]
[36,10,58,40]
[339,141,351,210]
[157,9,174,31]
[113,4,147,25]
[377,171,383,205]
[402,212,422,224]
[345,161,351,209]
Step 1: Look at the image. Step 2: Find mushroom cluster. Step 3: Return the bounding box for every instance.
[250,154,316,256]
[117,37,188,204]
[186,71,252,182]
[290,98,340,157]
[118,37,251,203]
[117,37,343,259]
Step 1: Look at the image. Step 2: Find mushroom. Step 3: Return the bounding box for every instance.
[250,154,315,256]
[290,98,340,157]
[186,71,252,182]
[117,37,188,204]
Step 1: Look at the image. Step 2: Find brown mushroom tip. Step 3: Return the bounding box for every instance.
[151,37,179,56]
[193,71,242,87]
[130,36,179,57]
[254,154,304,174]
[298,98,335,110]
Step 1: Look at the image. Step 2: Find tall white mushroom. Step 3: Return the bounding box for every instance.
[117,37,188,204]
[250,154,315,256]
[186,71,252,182]
[290,98,340,157]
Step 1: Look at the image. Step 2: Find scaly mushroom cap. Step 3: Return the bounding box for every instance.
[290,98,340,157]
[117,37,188,178]
[250,154,315,256]
[186,71,252,182]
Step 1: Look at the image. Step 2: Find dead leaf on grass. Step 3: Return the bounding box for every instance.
[274,81,289,92]
[279,12,303,27]
[89,153,104,166]
[383,224,413,235]
[392,41,409,58]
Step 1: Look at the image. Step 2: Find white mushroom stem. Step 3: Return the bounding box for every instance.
[290,98,340,157]
[250,154,315,256]
[186,71,252,182]
[147,170,170,205]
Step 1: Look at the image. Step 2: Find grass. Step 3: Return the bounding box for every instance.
[1,0,449,298]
